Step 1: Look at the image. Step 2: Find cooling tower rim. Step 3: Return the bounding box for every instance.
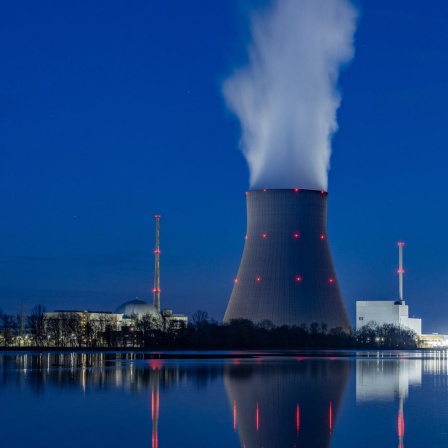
[247,188,328,195]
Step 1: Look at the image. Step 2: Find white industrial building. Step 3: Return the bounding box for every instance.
[356,300,421,335]
[356,243,422,336]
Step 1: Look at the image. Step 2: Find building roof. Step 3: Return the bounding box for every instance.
[115,299,160,318]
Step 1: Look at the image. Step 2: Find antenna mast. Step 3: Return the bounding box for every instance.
[153,215,161,312]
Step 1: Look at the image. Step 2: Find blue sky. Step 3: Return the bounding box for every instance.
[1,0,448,332]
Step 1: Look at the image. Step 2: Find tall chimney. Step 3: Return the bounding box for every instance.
[153,215,161,312]
[398,242,405,303]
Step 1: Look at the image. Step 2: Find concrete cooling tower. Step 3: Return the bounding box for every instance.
[224,189,351,331]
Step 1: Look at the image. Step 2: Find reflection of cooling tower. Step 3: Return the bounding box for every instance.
[224,189,351,331]
[224,360,350,448]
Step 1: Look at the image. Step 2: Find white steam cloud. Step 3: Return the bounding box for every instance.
[223,0,358,191]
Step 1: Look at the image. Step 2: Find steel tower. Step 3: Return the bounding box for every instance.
[153,215,161,312]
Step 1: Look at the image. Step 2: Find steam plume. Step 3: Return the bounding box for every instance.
[223,0,357,191]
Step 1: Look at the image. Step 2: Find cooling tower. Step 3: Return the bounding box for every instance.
[224,189,351,331]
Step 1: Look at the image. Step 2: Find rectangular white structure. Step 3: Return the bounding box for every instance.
[356,300,422,335]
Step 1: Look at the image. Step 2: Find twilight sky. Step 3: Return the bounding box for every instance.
[1,0,448,332]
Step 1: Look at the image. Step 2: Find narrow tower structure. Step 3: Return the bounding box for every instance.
[153,215,161,312]
[398,242,405,304]
[224,189,351,331]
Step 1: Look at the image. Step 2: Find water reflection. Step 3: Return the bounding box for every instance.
[0,352,221,395]
[0,352,225,448]
[356,356,426,448]
[224,360,351,448]
[2,351,448,448]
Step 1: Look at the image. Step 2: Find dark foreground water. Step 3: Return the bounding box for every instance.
[0,351,447,448]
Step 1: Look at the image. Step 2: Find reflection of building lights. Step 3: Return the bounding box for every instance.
[256,402,259,432]
[151,387,160,448]
[398,411,404,437]
[329,402,333,433]
[398,399,405,448]
[234,401,237,431]
[148,359,164,371]
[296,404,300,434]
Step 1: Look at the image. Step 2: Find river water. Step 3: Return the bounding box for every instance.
[0,351,447,448]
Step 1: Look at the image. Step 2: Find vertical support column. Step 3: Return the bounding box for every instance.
[398,242,405,303]
[154,215,161,312]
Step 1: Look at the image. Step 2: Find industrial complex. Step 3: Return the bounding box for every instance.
[2,204,447,349]
[43,215,188,344]
[355,243,422,336]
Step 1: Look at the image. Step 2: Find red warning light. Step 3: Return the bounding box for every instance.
[398,242,405,247]
[245,235,248,240]
[245,192,249,195]
[294,188,300,192]
[321,190,325,194]
[263,189,267,192]
[262,233,267,238]
[154,250,161,254]
[296,276,302,282]
[397,269,405,274]
[320,234,325,240]
[329,278,334,283]
[294,233,300,239]
[234,279,238,283]
[256,277,261,282]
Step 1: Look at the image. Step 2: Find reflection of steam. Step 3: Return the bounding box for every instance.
[224,360,350,448]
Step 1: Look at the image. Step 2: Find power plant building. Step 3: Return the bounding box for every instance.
[224,189,351,332]
[356,243,422,336]
[356,301,422,336]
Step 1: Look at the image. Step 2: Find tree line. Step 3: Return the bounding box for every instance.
[0,306,418,349]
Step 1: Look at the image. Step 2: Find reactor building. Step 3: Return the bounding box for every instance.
[356,242,422,336]
[223,189,351,332]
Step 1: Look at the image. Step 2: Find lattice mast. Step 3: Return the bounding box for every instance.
[153,215,161,311]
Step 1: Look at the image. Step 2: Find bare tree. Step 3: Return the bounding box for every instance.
[0,312,17,347]
[135,313,163,347]
[27,304,46,347]
[46,316,63,347]
[191,310,210,330]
